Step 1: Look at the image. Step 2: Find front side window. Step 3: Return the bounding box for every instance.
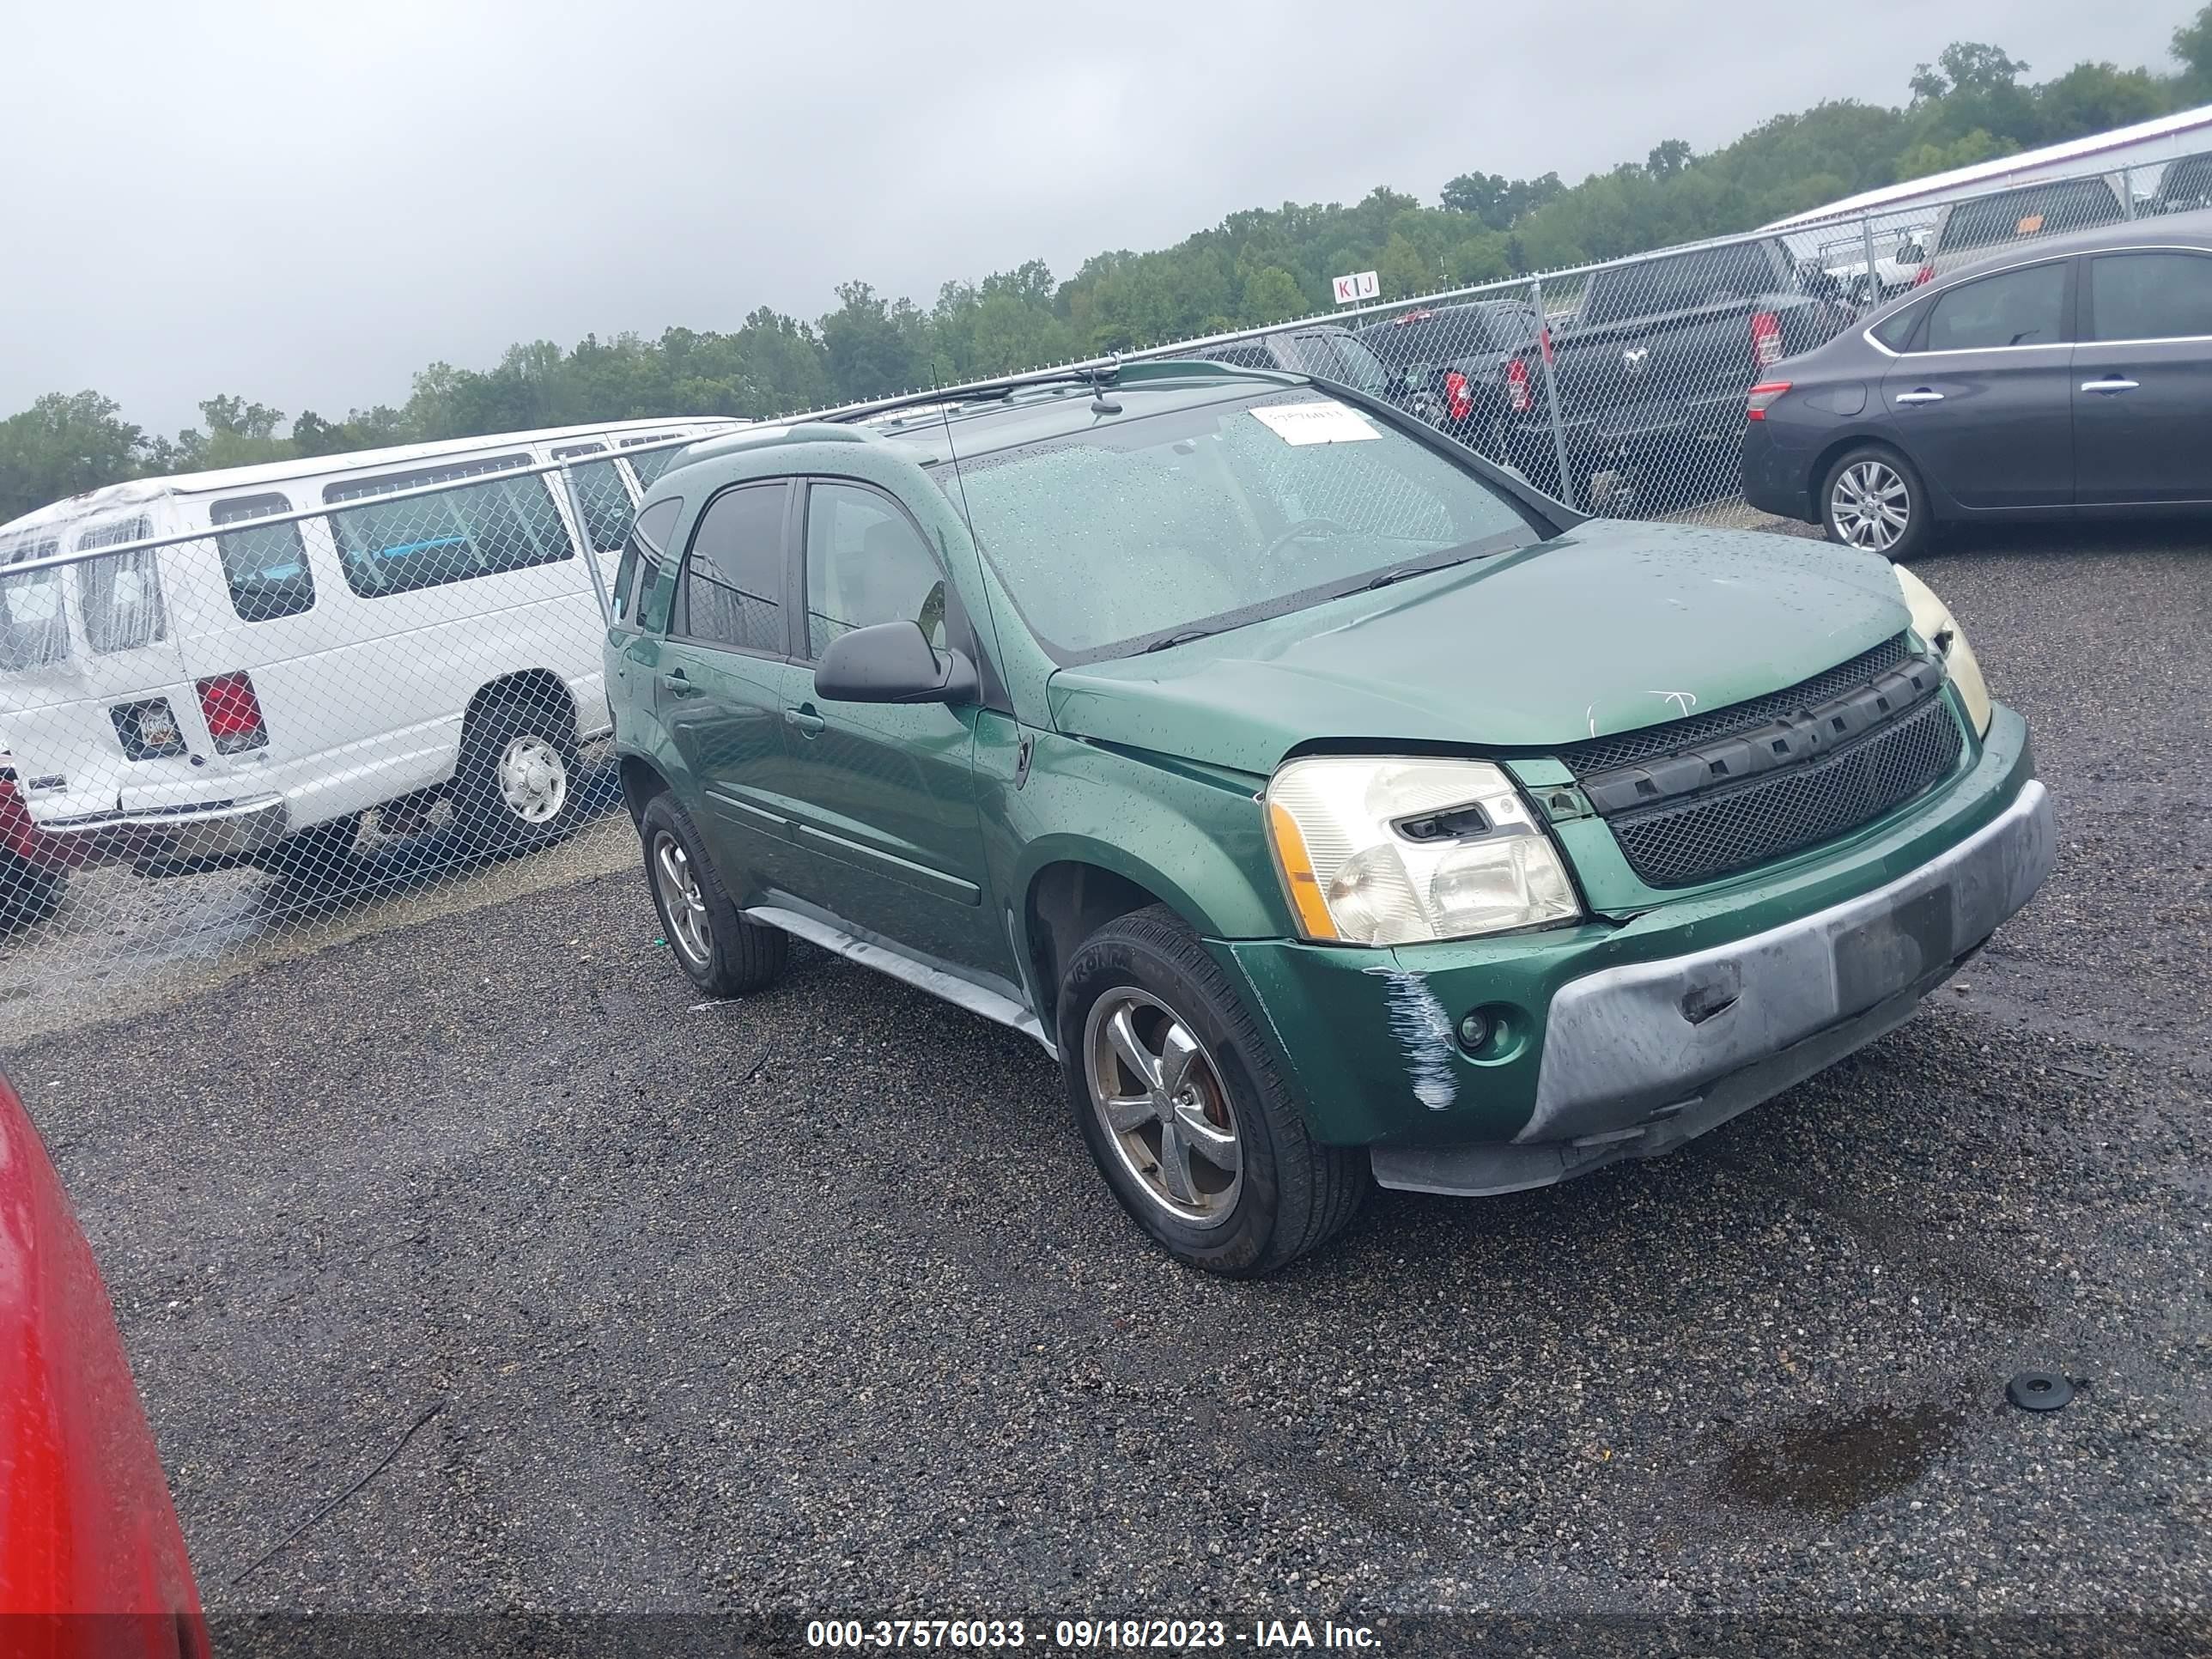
[0,536,67,671]
[1922,263,2069,352]
[678,483,786,653]
[550,445,637,554]
[325,456,574,599]
[943,388,1543,662]
[76,517,166,653]
[2087,251,2212,342]
[211,493,314,623]
[804,483,945,659]
[613,496,683,628]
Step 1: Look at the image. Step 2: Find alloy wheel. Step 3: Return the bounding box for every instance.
[1083,988,1243,1228]
[651,831,711,967]
[1832,459,1911,553]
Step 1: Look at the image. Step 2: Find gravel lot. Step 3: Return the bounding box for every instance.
[9,520,2209,1651]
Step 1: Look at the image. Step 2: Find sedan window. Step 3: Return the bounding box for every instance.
[2087,252,2212,342]
[1922,263,2069,352]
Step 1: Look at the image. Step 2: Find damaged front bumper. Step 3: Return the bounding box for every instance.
[1213,704,2054,1193]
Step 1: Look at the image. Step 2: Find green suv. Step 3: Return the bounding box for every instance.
[605,362,2053,1276]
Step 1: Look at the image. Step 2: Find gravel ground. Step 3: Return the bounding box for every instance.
[9,521,2209,1652]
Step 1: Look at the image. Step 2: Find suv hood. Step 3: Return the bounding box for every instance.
[1046,520,1909,775]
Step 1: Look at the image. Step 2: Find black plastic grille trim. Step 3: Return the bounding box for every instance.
[1608,696,1965,888]
[1557,633,1913,778]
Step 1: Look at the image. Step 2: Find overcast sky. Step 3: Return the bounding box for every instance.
[4,0,2186,434]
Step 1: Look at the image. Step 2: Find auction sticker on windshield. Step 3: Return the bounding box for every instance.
[1249,399,1381,446]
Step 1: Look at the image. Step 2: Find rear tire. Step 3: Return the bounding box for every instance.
[0,855,62,933]
[639,792,787,998]
[1058,904,1365,1276]
[453,690,582,850]
[1821,443,1929,561]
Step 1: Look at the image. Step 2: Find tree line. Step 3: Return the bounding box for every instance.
[6,10,2209,526]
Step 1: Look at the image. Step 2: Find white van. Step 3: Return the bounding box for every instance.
[0,417,739,882]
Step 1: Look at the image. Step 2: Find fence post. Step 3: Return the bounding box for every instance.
[1528,276,1577,513]
[2122,161,2137,219]
[1859,213,1882,312]
[557,460,617,627]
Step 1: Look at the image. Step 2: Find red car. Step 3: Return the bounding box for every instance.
[0,1068,204,1653]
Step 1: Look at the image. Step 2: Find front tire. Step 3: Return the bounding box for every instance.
[1822,443,1929,561]
[638,792,787,998]
[1058,905,1365,1276]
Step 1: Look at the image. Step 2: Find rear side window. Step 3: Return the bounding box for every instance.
[0,537,67,671]
[678,483,787,653]
[1939,179,2124,254]
[76,517,166,653]
[550,444,637,554]
[324,456,574,599]
[613,496,683,629]
[622,435,686,489]
[211,493,314,623]
[1870,299,1925,351]
[1923,263,2069,352]
[1584,242,1777,325]
[2087,252,2212,341]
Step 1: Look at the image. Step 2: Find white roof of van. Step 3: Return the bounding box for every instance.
[1764,103,2212,231]
[0,416,741,544]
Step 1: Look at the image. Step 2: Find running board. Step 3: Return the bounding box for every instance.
[744,905,1057,1060]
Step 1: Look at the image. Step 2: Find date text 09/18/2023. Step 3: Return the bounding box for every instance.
[802,1616,1383,1649]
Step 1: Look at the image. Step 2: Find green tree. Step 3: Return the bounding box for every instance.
[0,392,155,524]
[2179,3,2212,94]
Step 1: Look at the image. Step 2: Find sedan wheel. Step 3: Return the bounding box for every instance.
[1083,988,1243,1229]
[1830,458,1913,554]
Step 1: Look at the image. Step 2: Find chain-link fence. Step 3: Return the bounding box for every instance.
[3,149,2205,1017]
[0,427,729,1036]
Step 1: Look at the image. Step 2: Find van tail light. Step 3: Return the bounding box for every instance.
[1443,370,1474,423]
[1750,311,1785,368]
[195,672,268,754]
[1747,381,1792,421]
[1504,357,1534,414]
[1912,264,1933,286]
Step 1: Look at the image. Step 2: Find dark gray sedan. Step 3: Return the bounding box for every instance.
[1742,209,2212,556]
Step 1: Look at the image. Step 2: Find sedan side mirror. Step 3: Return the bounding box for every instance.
[814,619,977,705]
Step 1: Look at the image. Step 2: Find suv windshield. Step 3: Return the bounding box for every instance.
[940,388,1545,662]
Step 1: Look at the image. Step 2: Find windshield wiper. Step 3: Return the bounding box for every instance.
[1144,628,1217,653]
[1364,532,1534,592]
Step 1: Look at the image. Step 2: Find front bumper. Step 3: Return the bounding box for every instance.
[1215,705,2053,1188]
[34,795,291,872]
[1374,776,2051,1194]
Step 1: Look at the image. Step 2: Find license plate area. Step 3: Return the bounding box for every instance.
[1832,884,1954,1016]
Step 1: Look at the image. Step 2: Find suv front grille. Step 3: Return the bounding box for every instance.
[1557,633,1912,777]
[1606,696,1963,888]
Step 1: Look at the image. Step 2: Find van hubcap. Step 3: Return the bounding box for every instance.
[651,832,711,966]
[497,735,568,824]
[1833,461,1910,552]
[1084,988,1242,1229]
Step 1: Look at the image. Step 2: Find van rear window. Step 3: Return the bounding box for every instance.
[211,493,315,623]
[76,517,167,654]
[0,537,67,672]
[324,456,574,599]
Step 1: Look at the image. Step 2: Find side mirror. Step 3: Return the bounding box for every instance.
[813,619,977,706]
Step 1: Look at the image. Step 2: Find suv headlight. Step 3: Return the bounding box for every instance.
[1895,566,1991,736]
[1264,756,1582,945]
